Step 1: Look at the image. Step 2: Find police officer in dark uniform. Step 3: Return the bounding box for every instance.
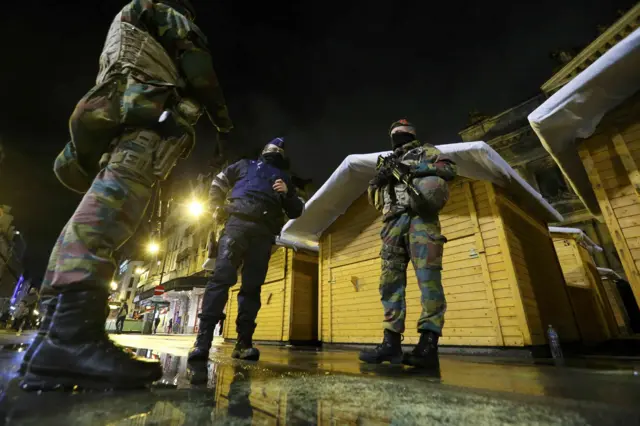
[188,137,305,362]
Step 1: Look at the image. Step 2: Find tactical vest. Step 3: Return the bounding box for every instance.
[381,143,426,216]
[96,12,202,126]
[97,13,179,87]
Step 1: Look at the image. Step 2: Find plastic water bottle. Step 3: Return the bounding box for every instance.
[547,324,563,359]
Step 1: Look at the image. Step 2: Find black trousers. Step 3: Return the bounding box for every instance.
[115,316,126,333]
[198,216,273,337]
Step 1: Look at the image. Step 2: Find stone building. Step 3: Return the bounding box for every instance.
[0,205,25,300]
[112,259,144,309]
[458,4,640,276]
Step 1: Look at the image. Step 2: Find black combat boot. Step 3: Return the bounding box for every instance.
[19,294,57,376]
[231,334,260,361]
[403,331,440,369]
[359,329,403,364]
[188,319,217,362]
[21,287,162,391]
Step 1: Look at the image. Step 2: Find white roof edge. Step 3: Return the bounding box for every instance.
[275,235,319,253]
[281,141,562,245]
[548,226,603,252]
[528,27,640,217]
[597,267,624,281]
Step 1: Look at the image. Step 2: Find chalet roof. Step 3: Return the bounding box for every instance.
[548,226,603,253]
[280,142,562,249]
[528,27,640,216]
[540,4,640,95]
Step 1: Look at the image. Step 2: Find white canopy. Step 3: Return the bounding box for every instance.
[548,226,603,253]
[597,267,624,281]
[281,141,562,249]
[528,27,640,216]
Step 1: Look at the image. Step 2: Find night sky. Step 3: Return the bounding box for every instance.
[0,0,635,282]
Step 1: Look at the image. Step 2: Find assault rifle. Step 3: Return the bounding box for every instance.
[376,154,423,200]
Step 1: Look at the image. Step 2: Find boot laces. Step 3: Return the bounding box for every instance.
[374,333,403,350]
[414,334,436,356]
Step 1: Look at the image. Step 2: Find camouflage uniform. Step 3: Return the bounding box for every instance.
[21,0,233,390]
[359,119,456,369]
[44,0,232,292]
[368,140,457,335]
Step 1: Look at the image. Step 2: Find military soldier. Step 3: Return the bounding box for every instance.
[188,137,305,362]
[359,119,457,369]
[21,0,234,390]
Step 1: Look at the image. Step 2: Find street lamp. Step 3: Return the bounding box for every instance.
[147,242,160,255]
[110,281,118,291]
[187,199,205,218]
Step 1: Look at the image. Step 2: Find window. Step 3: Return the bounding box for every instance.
[129,277,135,288]
[534,165,569,200]
[126,291,131,300]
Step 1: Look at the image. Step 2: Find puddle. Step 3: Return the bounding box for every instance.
[0,348,639,425]
[0,344,29,353]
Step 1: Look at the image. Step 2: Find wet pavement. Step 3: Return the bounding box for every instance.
[0,332,639,425]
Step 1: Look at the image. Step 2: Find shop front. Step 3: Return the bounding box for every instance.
[134,275,208,334]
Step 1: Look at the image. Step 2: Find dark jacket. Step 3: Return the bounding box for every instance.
[210,158,305,235]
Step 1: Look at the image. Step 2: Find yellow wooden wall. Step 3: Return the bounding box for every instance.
[223,247,319,342]
[224,247,291,341]
[553,237,590,288]
[319,178,569,347]
[289,257,319,341]
[496,192,580,344]
[600,275,632,334]
[578,93,640,309]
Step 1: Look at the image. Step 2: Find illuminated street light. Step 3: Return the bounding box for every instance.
[135,267,145,275]
[188,199,205,218]
[110,281,118,291]
[148,242,160,255]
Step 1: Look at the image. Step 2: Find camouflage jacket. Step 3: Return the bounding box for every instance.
[117,0,233,133]
[61,0,234,190]
[368,140,457,222]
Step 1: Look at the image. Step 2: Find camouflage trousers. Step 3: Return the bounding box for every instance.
[42,129,165,292]
[379,212,447,335]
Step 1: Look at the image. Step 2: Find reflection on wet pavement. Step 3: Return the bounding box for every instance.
[0,335,639,425]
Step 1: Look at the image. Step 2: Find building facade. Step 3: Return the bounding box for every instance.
[112,259,144,309]
[0,205,26,303]
[458,4,640,277]
[134,167,314,334]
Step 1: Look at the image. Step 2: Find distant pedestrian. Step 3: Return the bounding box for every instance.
[115,302,129,334]
[167,318,173,334]
[154,317,161,334]
[13,302,29,333]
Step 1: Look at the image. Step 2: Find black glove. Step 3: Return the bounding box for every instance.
[369,170,392,188]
